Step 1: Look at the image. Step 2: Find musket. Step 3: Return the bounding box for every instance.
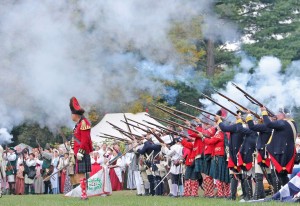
[43,164,69,182]
[116,130,144,139]
[123,114,134,139]
[152,105,200,128]
[97,135,129,143]
[179,101,216,117]
[126,118,163,134]
[98,132,130,142]
[154,168,172,190]
[231,82,275,117]
[60,131,70,152]
[201,93,237,116]
[213,89,261,119]
[146,114,201,135]
[35,139,45,160]
[113,127,138,140]
[106,121,134,140]
[108,143,141,165]
[143,120,190,139]
[153,104,194,121]
[120,120,165,144]
[153,104,208,126]
[154,104,213,125]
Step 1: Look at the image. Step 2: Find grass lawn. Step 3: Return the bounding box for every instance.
[0,190,289,206]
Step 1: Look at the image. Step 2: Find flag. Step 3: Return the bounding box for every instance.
[65,167,112,198]
[246,172,300,203]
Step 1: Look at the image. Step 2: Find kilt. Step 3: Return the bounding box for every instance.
[210,156,230,183]
[76,154,91,174]
[185,165,200,180]
[203,155,212,176]
[194,157,203,173]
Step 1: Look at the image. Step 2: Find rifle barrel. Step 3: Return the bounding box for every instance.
[201,93,236,116]
[143,120,189,139]
[213,89,261,119]
[127,118,163,133]
[231,82,275,117]
[146,114,199,134]
[106,121,134,140]
[179,101,216,117]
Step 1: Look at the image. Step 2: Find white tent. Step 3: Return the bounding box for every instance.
[91,112,165,143]
[14,143,33,153]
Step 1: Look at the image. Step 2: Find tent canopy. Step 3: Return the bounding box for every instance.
[14,143,33,153]
[91,112,165,143]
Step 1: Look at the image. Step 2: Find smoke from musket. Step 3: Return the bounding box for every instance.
[0,128,13,145]
[201,56,300,118]
[0,0,237,133]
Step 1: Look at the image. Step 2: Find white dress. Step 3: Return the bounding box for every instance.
[50,157,60,194]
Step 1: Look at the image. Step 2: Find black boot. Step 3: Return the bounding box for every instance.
[144,188,150,196]
[238,174,246,199]
[253,173,265,200]
[241,175,253,201]
[247,177,253,200]
[148,175,155,196]
[228,174,238,200]
[271,170,280,193]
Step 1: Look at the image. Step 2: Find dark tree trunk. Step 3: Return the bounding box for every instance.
[206,39,215,77]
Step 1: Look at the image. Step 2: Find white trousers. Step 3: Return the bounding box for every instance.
[134,171,144,195]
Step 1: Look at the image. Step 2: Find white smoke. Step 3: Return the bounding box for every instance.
[0,128,13,145]
[202,56,300,117]
[0,0,237,131]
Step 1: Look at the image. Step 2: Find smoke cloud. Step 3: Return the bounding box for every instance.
[201,56,300,118]
[0,128,13,145]
[0,0,237,133]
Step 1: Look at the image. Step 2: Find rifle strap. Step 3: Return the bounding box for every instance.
[287,120,297,141]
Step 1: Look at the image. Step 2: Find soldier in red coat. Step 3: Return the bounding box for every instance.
[69,97,93,200]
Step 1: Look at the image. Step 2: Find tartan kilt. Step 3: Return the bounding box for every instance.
[185,164,200,180]
[203,155,212,176]
[194,157,203,173]
[76,154,91,174]
[211,156,230,183]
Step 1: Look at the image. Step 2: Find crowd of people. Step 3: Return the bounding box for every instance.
[1,106,300,203]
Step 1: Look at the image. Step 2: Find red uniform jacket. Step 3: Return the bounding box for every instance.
[181,126,204,166]
[202,127,216,155]
[181,139,194,166]
[187,126,204,157]
[204,130,225,157]
[73,117,93,155]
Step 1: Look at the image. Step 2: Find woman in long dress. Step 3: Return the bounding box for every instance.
[51,150,60,194]
[15,155,25,195]
[90,151,103,177]
[108,148,123,191]
[63,153,72,194]
[34,155,44,194]
[58,152,72,194]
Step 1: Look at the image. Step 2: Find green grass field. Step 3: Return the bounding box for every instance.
[0,190,289,206]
